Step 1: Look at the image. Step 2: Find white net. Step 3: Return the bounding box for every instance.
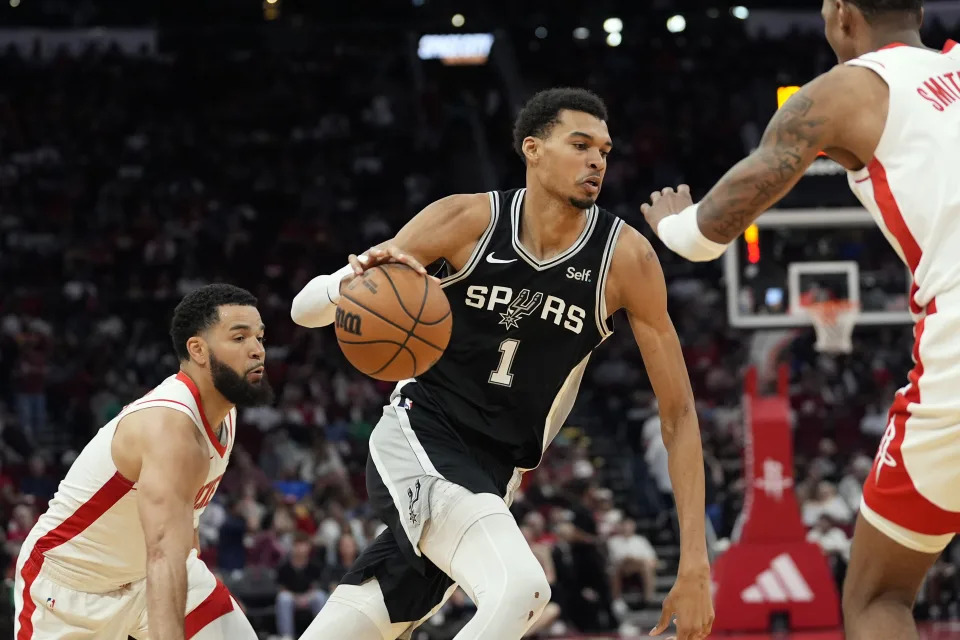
[805,301,860,353]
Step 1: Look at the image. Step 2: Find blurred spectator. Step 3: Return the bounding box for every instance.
[802,481,854,527]
[838,454,873,511]
[608,518,658,614]
[217,498,249,573]
[0,455,17,507]
[322,532,360,593]
[19,455,57,503]
[7,504,37,556]
[275,532,326,640]
[806,515,851,588]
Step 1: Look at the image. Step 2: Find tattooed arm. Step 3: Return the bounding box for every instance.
[642,65,887,253]
[695,82,833,242]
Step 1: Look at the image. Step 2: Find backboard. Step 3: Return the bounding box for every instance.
[724,208,913,329]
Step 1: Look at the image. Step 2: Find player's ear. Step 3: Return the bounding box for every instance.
[186,336,208,366]
[522,136,541,165]
[836,0,854,33]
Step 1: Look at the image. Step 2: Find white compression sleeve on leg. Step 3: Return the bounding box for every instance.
[655,203,729,262]
[299,581,412,640]
[445,513,552,639]
[290,263,356,328]
[418,485,551,640]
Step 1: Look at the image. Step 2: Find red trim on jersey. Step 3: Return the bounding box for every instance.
[16,472,134,640]
[854,175,871,184]
[176,372,226,457]
[862,300,960,535]
[184,579,235,638]
[132,398,202,426]
[867,158,924,314]
[944,40,957,53]
[878,42,908,51]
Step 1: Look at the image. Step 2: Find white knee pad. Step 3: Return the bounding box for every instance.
[299,580,412,640]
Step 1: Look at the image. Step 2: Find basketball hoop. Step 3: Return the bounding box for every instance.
[803,300,859,353]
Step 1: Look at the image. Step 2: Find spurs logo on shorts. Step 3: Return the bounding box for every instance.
[407,480,422,525]
[875,417,899,482]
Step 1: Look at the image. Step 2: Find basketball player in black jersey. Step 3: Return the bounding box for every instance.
[291,88,714,640]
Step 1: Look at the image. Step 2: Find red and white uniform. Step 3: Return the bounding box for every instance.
[14,372,255,639]
[846,39,960,553]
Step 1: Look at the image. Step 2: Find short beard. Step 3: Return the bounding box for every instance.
[568,196,596,210]
[210,352,275,408]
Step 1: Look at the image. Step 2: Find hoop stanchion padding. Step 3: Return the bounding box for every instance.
[712,366,841,632]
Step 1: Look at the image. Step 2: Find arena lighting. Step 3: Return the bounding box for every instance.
[418,33,494,65]
[606,32,622,47]
[573,27,590,40]
[732,6,750,20]
[745,224,761,264]
[535,26,548,39]
[666,15,686,34]
[451,13,465,28]
[9,0,20,6]
[603,18,623,34]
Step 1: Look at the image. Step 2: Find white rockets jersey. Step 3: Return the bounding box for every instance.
[846,40,960,317]
[19,372,235,592]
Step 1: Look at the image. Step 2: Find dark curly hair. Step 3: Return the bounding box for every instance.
[512,88,608,160]
[847,0,922,23]
[170,284,258,361]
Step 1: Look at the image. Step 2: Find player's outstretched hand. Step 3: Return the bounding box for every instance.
[650,566,714,640]
[640,185,694,236]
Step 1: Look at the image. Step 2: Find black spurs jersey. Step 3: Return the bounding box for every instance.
[415,188,624,470]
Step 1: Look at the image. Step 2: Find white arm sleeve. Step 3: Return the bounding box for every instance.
[290,264,355,328]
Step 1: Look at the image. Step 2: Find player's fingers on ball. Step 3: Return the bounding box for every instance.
[347,254,364,275]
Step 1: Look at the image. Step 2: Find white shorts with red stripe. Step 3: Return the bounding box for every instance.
[14,549,256,640]
[861,296,960,554]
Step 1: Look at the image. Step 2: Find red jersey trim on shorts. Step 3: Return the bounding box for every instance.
[176,371,227,457]
[862,299,960,535]
[16,472,134,640]
[184,578,235,638]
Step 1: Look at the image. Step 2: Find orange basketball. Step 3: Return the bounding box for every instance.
[335,264,452,381]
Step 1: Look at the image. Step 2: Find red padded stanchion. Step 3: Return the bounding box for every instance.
[712,365,841,632]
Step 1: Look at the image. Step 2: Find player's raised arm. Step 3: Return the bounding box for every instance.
[641,65,882,260]
[133,409,209,640]
[290,192,491,328]
[608,226,713,640]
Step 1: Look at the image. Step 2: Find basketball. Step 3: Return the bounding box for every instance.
[335,264,452,381]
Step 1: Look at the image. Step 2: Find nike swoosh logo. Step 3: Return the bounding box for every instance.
[486,252,517,264]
